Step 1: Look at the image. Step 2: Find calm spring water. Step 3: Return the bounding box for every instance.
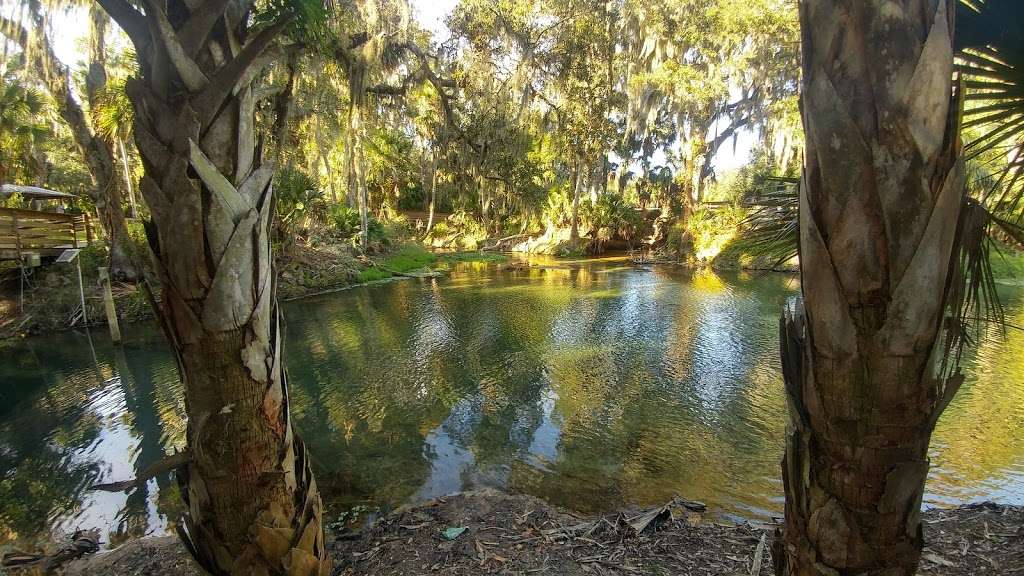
[2,258,1022,549]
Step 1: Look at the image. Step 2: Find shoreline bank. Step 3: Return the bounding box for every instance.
[47,490,1023,576]
[0,247,783,342]
[0,245,505,342]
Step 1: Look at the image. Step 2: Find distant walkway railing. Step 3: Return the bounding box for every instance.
[0,208,93,262]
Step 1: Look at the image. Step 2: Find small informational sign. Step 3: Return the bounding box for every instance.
[56,249,80,263]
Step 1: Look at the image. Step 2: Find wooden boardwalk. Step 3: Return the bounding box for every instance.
[0,207,93,262]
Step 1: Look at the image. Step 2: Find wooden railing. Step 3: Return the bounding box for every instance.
[0,207,93,261]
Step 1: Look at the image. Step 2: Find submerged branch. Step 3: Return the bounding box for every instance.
[90,450,191,493]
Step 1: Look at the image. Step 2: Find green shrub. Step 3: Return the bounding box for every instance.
[581,194,644,251]
[687,205,746,262]
[328,205,361,239]
[382,216,413,241]
[1,192,24,209]
[274,168,327,241]
[327,206,388,248]
[425,211,487,250]
[361,215,387,247]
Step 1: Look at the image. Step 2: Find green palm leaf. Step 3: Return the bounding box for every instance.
[957,0,1024,219]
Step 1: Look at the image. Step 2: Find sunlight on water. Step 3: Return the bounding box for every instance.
[1,260,1021,549]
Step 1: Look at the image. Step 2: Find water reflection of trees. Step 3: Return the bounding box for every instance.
[929,295,1024,503]
[3,261,1020,546]
[0,339,108,544]
[283,263,805,518]
[0,329,184,548]
[518,267,796,515]
[108,344,184,546]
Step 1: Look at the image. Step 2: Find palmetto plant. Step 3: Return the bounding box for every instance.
[91,73,142,218]
[0,71,49,186]
[959,0,1024,221]
[275,166,329,243]
[91,76,134,145]
[946,0,1024,360]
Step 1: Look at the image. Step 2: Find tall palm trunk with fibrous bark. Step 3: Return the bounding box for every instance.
[775,1,965,574]
[96,1,330,574]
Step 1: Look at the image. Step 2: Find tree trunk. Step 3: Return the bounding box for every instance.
[357,140,370,250]
[474,163,491,233]
[425,147,439,235]
[776,2,964,574]
[686,134,706,207]
[602,156,610,197]
[87,6,139,282]
[1,9,138,281]
[349,108,370,251]
[314,118,337,204]
[570,161,582,242]
[97,1,330,574]
[118,138,139,219]
[586,161,596,205]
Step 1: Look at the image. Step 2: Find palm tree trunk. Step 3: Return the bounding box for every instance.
[776,2,964,574]
[97,1,330,574]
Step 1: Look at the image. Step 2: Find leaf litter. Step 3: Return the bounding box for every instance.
[46,491,1023,576]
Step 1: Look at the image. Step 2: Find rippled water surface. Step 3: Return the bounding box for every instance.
[2,258,1023,547]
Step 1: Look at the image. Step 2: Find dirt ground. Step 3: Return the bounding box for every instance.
[29,490,1022,576]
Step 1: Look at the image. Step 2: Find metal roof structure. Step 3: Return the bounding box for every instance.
[0,184,78,200]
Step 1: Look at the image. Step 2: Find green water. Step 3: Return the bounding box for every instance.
[2,258,1023,548]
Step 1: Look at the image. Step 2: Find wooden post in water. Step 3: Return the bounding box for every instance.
[98,267,122,343]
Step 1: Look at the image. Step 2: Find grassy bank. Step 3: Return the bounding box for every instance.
[357,244,440,282]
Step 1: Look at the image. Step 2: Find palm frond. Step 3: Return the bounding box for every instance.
[737,176,799,270]
[942,200,1003,374]
[957,0,1024,223]
[91,77,134,142]
[933,0,1024,375]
